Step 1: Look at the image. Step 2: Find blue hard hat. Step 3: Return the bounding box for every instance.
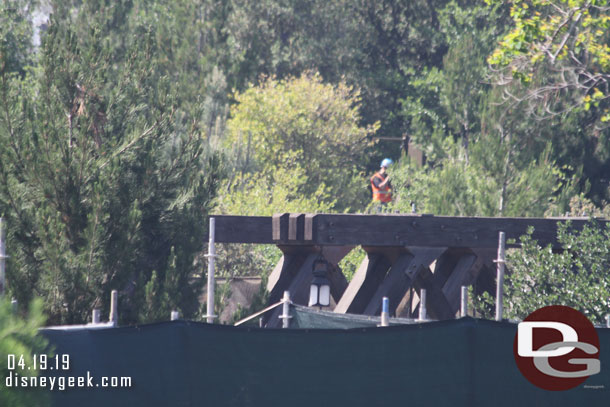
[380,158,393,168]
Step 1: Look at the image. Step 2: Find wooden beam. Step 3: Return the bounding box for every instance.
[288,213,305,241]
[213,214,605,249]
[272,213,289,242]
[333,250,395,314]
[363,247,447,316]
[414,267,455,320]
[266,253,320,327]
[266,252,309,305]
[214,215,271,244]
[265,245,352,326]
[439,249,497,313]
[441,253,478,313]
[363,254,414,316]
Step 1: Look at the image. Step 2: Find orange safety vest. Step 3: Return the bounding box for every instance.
[370,172,392,202]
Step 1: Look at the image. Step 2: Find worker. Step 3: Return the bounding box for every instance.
[371,158,393,208]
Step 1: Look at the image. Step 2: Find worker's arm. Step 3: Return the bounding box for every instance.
[379,176,390,188]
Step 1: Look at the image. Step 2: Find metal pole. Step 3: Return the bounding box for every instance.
[411,202,416,213]
[0,218,6,297]
[460,286,468,317]
[171,311,180,321]
[92,309,101,324]
[280,291,292,328]
[381,297,390,327]
[419,289,427,321]
[495,231,506,321]
[606,315,610,328]
[109,290,118,326]
[206,217,216,323]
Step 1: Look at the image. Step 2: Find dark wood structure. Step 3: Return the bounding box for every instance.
[214,213,607,326]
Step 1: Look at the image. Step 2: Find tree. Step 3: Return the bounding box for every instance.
[0,0,35,76]
[503,221,610,325]
[389,136,575,217]
[0,298,48,406]
[224,0,453,166]
[225,73,377,211]
[0,4,221,324]
[487,0,610,122]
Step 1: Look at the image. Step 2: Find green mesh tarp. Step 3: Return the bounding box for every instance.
[40,318,610,407]
[290,304,422,328]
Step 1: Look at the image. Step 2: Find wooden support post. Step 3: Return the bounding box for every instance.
[267,251,310,306]
[413,267,454,320]
[266,254,320,327]
[333,250,393,314]
[267,246,351,311]
[441,253,477,312]
[360,247,446,317]
[363,253,414,316]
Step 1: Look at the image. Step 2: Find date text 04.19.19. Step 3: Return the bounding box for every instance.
[7,354,70,371]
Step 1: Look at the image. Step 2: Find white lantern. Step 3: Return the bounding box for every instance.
[308,258,331,308]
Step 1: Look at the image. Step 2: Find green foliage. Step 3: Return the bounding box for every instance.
[224,0,450,157]
[390,136,574,216]
[2,0,610,327]
[215,164,335,279]
[0,2,221,324]
[0,298,48,406]
[0,0,36,76]
[487,0,610,122]
[337,247,366,283]
[226,73,376,211]
[504,222,610,324]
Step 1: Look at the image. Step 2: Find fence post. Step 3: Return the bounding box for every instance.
[381,297,390,326]
[495,231,506,321]
[92,309,101,324]
[280,291,292,328]
[109,290,118,326]
[0,218,6,297]
[206,217,217,324]
[419,289,427,321]
[460,286,468,317]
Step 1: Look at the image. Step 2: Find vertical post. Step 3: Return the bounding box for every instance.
[419,289,427,321]
[495,231,506,321]
[460,286,468,317]
[92,309,101,324]
[381,297,390,327]
[206,217,216,324]
[606,315,610,328]
[110,290,118,326]
[171,311,180,321]
[280,291,292,328]
[0,218,6,297]
[11,299,17,313]
[411,202,416,214]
